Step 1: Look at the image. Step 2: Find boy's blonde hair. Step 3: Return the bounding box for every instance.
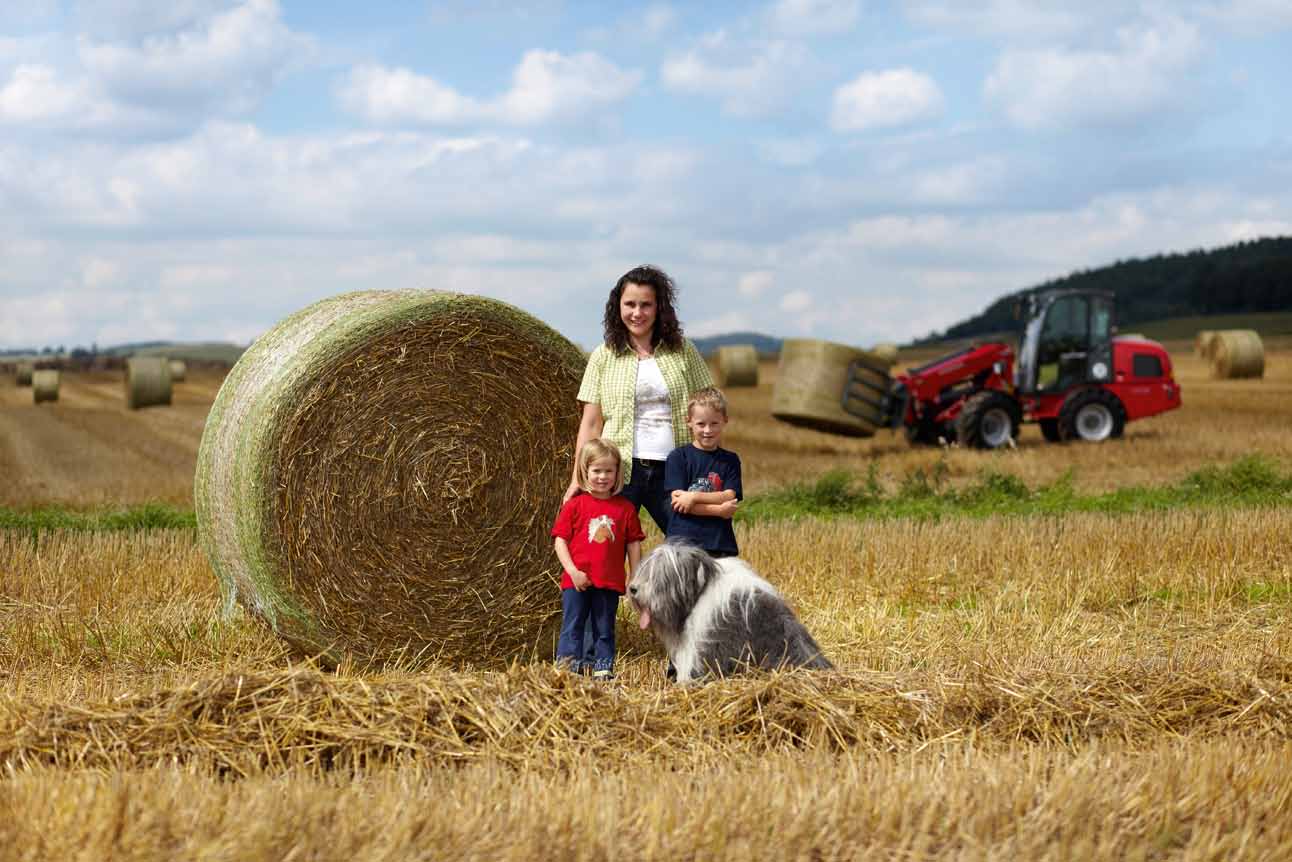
[576,438,626,494]
[686,386,728,419]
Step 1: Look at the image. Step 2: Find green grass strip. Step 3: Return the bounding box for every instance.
[738,455,1292,523]
[0,503,196,534]
[2,456,1288,536]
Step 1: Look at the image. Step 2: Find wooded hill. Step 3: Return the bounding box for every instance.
[932,236,1292,342]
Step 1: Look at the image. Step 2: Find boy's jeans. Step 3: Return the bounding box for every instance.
[557,587,619,673]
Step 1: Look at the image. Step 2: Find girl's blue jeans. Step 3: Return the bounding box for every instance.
[581,457,669,665]
[557,587,619,673]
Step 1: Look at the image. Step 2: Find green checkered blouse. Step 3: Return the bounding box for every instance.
[578,339,713,483]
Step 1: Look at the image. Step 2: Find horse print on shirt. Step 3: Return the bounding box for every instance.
[588,514,616,544]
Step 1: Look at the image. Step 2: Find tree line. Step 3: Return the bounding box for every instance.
[932,236,1292,341]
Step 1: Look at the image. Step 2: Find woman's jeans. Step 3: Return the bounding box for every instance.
[558,587,619,673]
[582,458,670,665]
[620,457,672,534]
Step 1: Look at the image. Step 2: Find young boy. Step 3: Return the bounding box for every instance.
[664,387,742,558]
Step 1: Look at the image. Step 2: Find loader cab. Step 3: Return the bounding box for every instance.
[1014,289,1115,395]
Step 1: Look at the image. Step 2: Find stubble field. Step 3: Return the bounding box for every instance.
[1,341,1290,860]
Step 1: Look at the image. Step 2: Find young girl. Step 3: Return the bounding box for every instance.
[551,439,645,679]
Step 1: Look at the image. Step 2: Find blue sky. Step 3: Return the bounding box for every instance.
[2,0,1290,351]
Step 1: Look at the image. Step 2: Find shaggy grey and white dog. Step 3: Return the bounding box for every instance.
[628,542,833,683]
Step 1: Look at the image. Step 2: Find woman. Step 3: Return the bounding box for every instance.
[565,264,713,536]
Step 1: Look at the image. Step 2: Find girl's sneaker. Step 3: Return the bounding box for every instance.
[592,668,614,681]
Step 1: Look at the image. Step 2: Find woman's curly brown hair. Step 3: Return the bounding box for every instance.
[602,265,685,355]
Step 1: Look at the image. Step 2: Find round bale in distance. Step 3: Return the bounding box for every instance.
[1195,330,1219,358]
[1211,330,1265,379]
[126,357,173,409]
[194,290,586,668]
[168,359,188,382]
[870,343,899,367]
[32,369,59,404]
[16,362,33,386]
[771,338,890,436]
[715,344,759,387]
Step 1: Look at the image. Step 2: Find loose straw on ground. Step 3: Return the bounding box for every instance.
[194,290,585,668]
[1,666,1287,775]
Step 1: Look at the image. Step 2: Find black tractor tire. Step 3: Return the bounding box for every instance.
[1039,418,1061,442]
[1057,388,1126,443]
[905,417,946,446]
[955,390,1021,450]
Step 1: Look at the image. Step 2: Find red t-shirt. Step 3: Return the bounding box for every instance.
[550,493,645,594]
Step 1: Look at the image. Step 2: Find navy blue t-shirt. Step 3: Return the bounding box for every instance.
[663,444,743,556]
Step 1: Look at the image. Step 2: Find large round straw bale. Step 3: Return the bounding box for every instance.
[125,357,173,409]
[32,369,59,404]
[1195,330,1219,358]
[771,339,890,436]
[194,290,585,668]
[1210,330,1265,379]
[714,344,759,387]
[15,361,33,386]
[870,343,899,367]
[168,359,188,382]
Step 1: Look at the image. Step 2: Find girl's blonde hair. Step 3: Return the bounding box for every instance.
[577,438,625,494]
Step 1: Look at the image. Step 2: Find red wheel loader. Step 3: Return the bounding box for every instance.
[842,289,1181,448]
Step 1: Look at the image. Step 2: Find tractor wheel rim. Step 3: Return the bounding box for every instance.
[1075,403,1113,441]
[980,408,1012,447]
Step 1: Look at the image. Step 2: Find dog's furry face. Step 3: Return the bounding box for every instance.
[628,542,717,636]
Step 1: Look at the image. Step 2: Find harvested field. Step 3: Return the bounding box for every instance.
[0,369,219,507]
[1,341,1290,858]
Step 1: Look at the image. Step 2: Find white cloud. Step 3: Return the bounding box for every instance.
[0,0,310,136]
[340,50,640,126]
[768,0,860,36]
[831,68,944,132]
[738,271,775,297]
[500,51,641,124]
[661,34,808,117]
[900,0,1105,40]
[640,4,677,37]
[160,263,232,289]
[911,157,1006,205]
[72,0,233,40]
[688,311,755,337]
[1223,218,1292,242]
[1197,0,1292,34]
[76,0,312,114]
[757,136,824,167]
[0,65,90,123]
[984,19,1205,131]
[780,290,812,313]
[82,258,122,288]
[340,65,481,125]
